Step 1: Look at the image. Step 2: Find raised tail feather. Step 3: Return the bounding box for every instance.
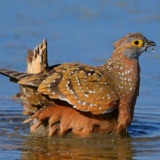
[0,68,32,83]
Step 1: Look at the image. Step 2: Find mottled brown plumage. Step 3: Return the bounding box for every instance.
[26,39,48,73]
[20,39,50,115]
[0,33,156,136]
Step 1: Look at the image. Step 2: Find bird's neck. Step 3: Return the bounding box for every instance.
[101,54,140,101]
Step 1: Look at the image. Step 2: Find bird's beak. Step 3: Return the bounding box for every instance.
[145,40,156,51]
[147,40,156,47]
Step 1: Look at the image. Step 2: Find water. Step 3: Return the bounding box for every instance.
[0,0,160,159]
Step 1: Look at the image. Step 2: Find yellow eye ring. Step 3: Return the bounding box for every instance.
[132,39,144,48]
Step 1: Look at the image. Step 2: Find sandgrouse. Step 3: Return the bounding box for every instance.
[0,33,156,136]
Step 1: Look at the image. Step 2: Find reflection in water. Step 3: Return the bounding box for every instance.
[21,134,133,160]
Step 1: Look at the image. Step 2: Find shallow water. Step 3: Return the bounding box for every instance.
[0,0,160,160]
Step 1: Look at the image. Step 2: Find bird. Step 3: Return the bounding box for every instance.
[0,33,156,136]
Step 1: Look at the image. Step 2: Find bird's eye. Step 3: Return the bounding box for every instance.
[134,40,139,45]
[132,39,144,48]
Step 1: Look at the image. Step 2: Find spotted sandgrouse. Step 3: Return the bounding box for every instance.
[0,33,156,136]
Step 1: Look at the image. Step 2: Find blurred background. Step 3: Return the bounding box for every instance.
[0,0,160,159]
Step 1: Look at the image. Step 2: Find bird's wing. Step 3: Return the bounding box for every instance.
[26,63,118,114]
[18,64,61,87]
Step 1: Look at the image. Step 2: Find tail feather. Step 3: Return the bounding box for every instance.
[0,68,32,83]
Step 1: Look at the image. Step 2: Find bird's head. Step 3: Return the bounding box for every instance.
[113,33,156,59]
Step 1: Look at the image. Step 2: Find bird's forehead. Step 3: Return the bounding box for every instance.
[126,33,148,41]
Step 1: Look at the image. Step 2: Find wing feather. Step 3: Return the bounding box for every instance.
[37,63,119,114]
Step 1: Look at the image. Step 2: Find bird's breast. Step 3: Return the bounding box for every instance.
[108,58,140,101]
